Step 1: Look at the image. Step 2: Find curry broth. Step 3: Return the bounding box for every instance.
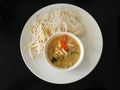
[47,35,80,68]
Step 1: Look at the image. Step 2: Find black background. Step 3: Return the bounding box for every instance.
[0,0,119,90]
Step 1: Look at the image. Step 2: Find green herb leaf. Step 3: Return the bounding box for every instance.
[51,57,57,63]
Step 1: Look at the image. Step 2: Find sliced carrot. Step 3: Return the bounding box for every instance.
[59,40,66,48]
[63,34,67,42]
[59,40,69,51]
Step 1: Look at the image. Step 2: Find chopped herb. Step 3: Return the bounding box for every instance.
[51,57,57,63]
[62,56,64,59]
[67,55,70,58]
[70,51,78,55]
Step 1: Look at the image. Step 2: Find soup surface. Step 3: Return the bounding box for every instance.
[47,34,80,68]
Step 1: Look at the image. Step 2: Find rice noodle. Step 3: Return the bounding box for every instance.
[26,9,84,59]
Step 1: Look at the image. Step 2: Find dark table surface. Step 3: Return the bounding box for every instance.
[0,0,119,90]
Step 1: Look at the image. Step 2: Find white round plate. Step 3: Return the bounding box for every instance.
[20,3,103,84]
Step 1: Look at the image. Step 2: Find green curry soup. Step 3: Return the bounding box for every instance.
[47,34,80,68]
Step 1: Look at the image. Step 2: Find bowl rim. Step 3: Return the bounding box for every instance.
[43,32,84,72]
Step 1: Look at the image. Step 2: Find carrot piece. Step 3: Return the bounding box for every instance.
[63,34,67,42]
[59,40,66,48]
[59,40,69,51]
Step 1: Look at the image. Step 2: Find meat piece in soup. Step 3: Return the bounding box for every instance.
[47,34,80,68]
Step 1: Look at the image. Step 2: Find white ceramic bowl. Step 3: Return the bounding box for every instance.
[44,32,84,72]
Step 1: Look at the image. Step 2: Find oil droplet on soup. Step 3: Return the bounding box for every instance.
[47,34,80,68]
